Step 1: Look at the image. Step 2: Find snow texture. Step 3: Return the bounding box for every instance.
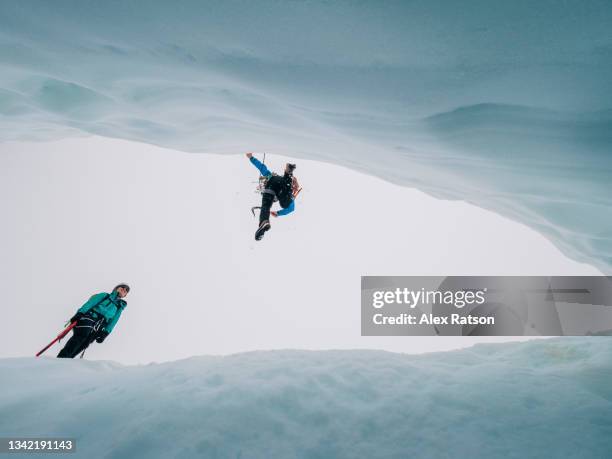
[0,1,611,273]
[1,338,612,458]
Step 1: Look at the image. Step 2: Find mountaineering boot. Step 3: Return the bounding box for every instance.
[255,220,271,241]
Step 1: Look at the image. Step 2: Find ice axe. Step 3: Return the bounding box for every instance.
[35,321,77,357]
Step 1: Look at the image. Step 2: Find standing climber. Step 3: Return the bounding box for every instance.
[57,284,129,358]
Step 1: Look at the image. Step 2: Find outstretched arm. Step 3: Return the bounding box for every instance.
[274,200,295,217]
[246,152,271,177]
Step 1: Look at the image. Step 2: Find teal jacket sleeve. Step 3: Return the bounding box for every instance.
[77,293,108,314]
[104,305,124,334]
[276,200,295,216]
[250,157,272,177]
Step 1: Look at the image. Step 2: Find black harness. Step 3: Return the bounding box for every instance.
[264,173,294,208]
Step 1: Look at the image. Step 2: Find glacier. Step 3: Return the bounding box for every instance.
[0,0,611,272]
[2,338,612,458]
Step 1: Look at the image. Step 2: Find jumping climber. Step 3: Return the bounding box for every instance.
[246,152,300,241]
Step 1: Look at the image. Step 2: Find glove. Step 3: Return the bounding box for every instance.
[95,330,109,344]
[69,312,84,324]
[271,211,278,217]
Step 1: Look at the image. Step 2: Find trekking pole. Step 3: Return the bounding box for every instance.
[35,321,77,357]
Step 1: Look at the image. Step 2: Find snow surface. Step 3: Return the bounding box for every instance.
[2,338,611,458]
[0,1,611,272]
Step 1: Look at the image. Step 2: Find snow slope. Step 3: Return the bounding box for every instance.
[1,338,611,458]
[0,0,611,272]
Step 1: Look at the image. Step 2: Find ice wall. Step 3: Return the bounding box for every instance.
[0,0,611,271]
[1,338,611,458]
